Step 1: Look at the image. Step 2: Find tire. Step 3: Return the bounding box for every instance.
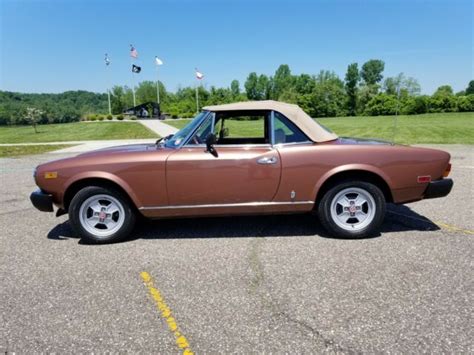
[317,181,386,238]
[69,186,136,244]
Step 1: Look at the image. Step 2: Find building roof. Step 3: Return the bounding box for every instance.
[203,100,338,143]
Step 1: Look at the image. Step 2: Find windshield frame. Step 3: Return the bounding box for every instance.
[164,111,211,149]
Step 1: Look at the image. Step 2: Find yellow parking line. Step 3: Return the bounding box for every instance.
[434,221,474,235]
[387,211,474,235]
[140,272,194,355]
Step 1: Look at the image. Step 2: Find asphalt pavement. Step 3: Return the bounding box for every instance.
[0,145,472,353]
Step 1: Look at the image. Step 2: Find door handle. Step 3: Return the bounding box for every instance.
[257,156,278,165]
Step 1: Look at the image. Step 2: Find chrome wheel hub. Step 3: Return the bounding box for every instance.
[330,187,376,232]
[79,194,125,237]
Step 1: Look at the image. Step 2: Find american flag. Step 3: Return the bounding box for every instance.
[104,53,111,66]
[130,45,138,59]
[195,68,204,80]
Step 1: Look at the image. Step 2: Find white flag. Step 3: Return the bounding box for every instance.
[155,56,163,66]
[195,68,204,80]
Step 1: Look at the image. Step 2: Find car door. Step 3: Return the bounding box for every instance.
[166,111,281,207]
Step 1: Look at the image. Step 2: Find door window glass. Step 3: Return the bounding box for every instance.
[273,111,310,144]
[187,113,214,145]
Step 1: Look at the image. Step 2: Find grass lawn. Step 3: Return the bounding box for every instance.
[0,122,158,144]
[0,145,74,157]
[164,112,474,144]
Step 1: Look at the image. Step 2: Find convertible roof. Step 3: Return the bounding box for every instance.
[203,100,338,143]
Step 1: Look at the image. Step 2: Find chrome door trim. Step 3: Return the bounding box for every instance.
[139,201,314,211]
[270,110,275,146]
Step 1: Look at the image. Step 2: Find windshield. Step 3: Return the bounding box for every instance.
[164,111,209,148]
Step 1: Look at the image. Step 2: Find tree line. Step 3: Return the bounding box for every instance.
[1,59,473,125]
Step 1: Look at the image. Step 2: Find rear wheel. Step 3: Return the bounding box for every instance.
[318,181,385,238]
[69,186,136,244]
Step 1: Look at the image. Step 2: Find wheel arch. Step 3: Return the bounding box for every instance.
[63,173,141,212]
[313,166,394,207]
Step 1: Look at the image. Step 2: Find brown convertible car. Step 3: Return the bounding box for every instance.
[31,101,453,243]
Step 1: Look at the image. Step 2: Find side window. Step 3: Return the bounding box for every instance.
[214,111,269,145]
[187,113,214,145]
[273,111,310,144]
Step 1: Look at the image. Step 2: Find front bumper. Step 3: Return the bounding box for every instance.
[424,178,453,199]
[30,189,54,212]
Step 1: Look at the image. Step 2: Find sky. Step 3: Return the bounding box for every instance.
[0,0,472,95]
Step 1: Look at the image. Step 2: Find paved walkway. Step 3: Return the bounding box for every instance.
[138,119,178,136]
[0,139,157,153]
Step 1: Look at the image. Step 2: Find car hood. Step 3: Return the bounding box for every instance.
[77,143,160,158]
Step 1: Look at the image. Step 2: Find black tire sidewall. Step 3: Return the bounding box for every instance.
[318,181,386,238]
[69,186,136,244]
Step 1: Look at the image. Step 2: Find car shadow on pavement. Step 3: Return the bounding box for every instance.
[47,204,440,243]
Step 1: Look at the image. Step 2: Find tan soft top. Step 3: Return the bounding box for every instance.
[203,100,338,143]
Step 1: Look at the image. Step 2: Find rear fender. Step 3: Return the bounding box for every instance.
[311,164,394,201]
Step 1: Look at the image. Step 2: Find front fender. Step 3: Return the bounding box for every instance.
[63,171,142,208]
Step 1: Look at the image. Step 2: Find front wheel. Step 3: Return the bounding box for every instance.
[69,186,136,244]
[317,181,386,238]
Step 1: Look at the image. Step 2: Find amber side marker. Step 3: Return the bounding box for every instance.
[443,163,452,177]
[44,172,58,179]
[140,272,193,355]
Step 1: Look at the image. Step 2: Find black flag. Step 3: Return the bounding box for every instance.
[132,64,141,73]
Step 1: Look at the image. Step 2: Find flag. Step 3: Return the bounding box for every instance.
[130,45,138,58]
[155,56,163,66]
[195,68,204,80]
[104,53,111,66]
[132,64,141,73]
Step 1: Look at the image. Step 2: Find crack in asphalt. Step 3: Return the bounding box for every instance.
[247,217,358,353]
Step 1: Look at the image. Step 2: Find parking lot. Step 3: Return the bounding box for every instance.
[0,145,472,353]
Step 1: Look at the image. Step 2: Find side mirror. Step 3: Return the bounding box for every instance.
[205,133,218,157]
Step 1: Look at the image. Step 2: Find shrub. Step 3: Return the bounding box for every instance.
[89,115,97,121]
[98,115,105,121]
[456,95,474,112]
[130,116,137,120]
[401,95,429,115]
[106,114,113,120]
[364,93,399,116]
[116,114,124,121]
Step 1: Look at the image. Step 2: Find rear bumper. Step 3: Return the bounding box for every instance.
[30,189,54,212]
[424,179,453,199]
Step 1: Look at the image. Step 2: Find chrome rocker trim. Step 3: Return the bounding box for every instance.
[139,201,314,211]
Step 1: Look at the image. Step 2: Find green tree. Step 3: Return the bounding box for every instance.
[136,81,157,105]
[273,64,292,99]
[230,80,240,97]
[465,80,474,95]
[294,74,315,95]
[244,72,259,100]
[299,71,346,117]
[24,107,44,133]
[344,63,359,116]
[361,59,385,86]
[384,73,420,97]
[257,74,272,100]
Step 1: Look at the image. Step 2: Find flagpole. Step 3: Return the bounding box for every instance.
[156,65,160,105]
[195,84,199,114]
[130,55,136,107]
[106,63,112,115]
